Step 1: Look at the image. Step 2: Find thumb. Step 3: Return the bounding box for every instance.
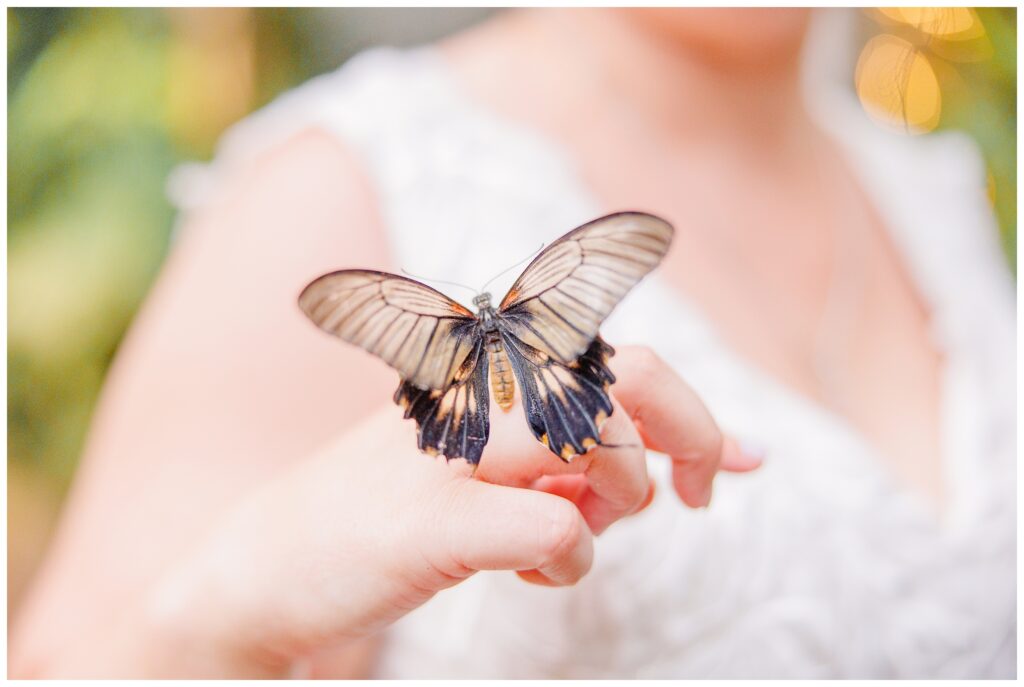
[428,479,594,587]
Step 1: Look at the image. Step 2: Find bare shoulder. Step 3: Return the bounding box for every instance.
[128,123,393,380]
[116,121,396,439]
[178,125,389,269]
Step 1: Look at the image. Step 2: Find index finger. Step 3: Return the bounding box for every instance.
[610,346,762,507]
[473,390,648,537]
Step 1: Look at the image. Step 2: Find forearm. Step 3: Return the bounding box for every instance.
[9,346,731,678]
[10,571,290,679]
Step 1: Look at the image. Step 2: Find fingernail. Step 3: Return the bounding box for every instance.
[739,439,767,463]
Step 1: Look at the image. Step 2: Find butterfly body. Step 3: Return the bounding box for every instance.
[299,212,674,466]
[472,292,516,411]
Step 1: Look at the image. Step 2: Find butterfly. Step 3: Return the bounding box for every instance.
[298,211,674,466]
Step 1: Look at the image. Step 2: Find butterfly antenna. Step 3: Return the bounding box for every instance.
[400,268,479,299]
[478,242,545,294]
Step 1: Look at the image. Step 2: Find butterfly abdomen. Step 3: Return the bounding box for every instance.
[485,330,515,411]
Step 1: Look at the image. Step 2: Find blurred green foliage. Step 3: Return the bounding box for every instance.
[7,8,316,489]
[5,7,1017,500]
[938,8,1017,268]
[859,7,1016,269]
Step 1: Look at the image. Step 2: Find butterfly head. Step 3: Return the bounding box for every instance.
[472,292,493,312]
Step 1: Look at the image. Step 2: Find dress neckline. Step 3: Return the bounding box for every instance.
[400,44,963,532]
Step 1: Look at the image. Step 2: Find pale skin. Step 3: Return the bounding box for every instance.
[10,8,945,679]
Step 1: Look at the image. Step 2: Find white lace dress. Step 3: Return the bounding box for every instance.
[169,41,1016,680]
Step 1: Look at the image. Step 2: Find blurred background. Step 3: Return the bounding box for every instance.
[6,7,1016,620]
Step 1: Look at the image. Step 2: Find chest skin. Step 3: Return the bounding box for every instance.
[474,295,516,411]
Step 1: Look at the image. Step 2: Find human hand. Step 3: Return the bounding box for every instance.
[476,345,763,583]
[125,347,759,677]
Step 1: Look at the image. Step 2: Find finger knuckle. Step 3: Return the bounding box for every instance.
[626,482,649,514]
[537,501,582,569]
[691,425,724,467]
[418,478,476,579]
[625,345,664,382]
[709,423,725,457]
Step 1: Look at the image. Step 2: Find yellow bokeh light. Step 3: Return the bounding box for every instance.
[876,7,983,40]
[165,8,255,156]
[855,34,941,134]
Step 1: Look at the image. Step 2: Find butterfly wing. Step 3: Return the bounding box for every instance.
[299,270,478,391]
[497,212,673,364]
[299,269,490,463]
[394,338,490,464]
[500,328,616,462]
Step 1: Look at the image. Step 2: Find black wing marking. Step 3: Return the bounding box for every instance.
[394,337,491,465]
[500,328,616,462]
[299,270,478,391]
[497,212,672,364]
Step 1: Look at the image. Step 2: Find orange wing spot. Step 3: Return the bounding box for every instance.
[541,369,567,402]
[500,287,520,308]
[551,366,578,387]
[582,437,597,449]
[540,433,550,447]
[451,302,475,317]
[424,446,439,457]
[560,444,576,461]
[451,396,465,425]
[437,389,457,419]
[594,411,609,428]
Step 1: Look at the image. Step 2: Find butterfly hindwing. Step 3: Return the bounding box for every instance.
[497,212,673,365]
[500,328,616,462]
[394,337,491,465]
[299,270,478,391]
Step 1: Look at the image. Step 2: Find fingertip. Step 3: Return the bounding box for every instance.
[672,468,713,509]
[438,482,590,576]
[534,500,593,585]
[516,569,560,587]
[720,436,766,472]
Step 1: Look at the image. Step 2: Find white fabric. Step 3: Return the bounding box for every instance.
[168,34,1016,680]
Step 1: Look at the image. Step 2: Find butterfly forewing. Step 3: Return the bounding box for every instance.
[497,212,673,364]
[298,270,477,391]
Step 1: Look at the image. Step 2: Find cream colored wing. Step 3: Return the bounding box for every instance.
[299,270,477,391]
[497,212,673,363]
